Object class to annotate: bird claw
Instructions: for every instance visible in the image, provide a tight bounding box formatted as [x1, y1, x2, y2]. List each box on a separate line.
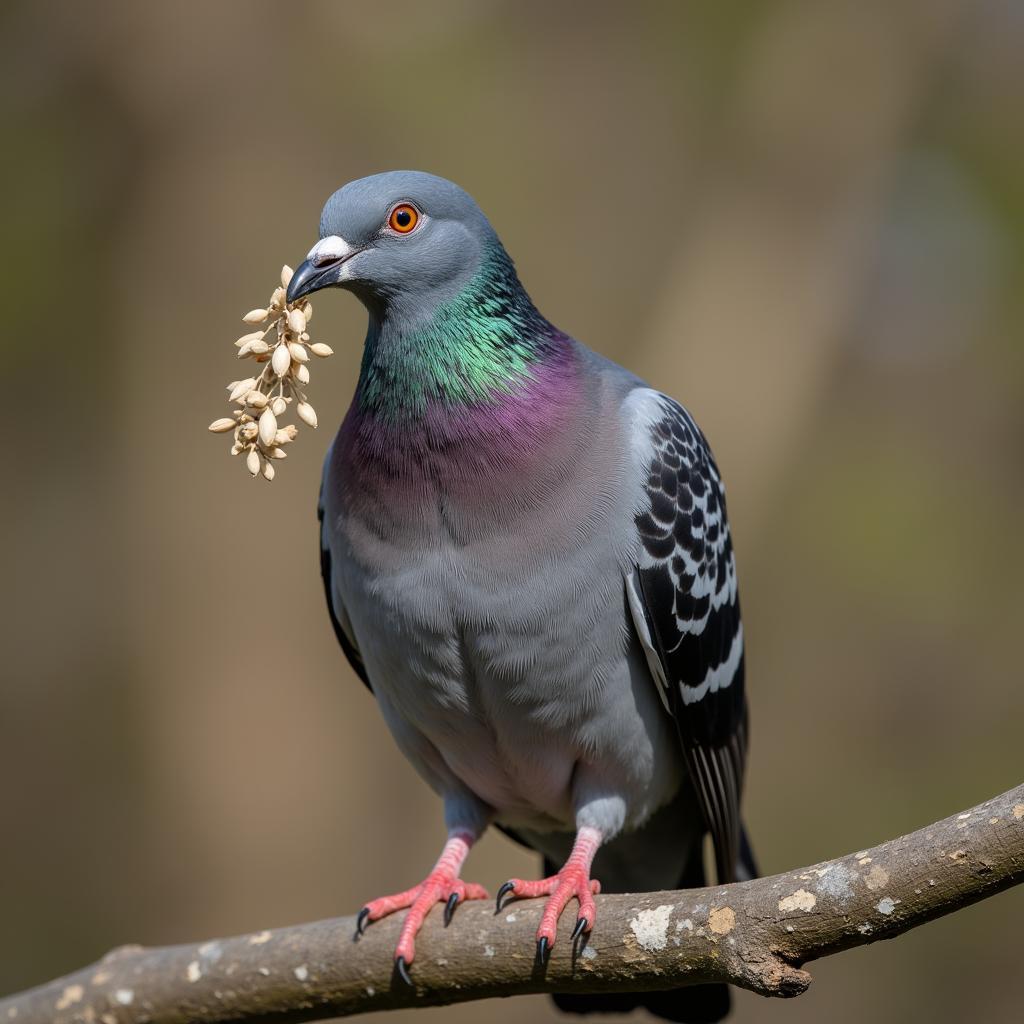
[571, 915, 589, 941]
[536, 935, 550, 962]
[394, 955, 413, 987]
[495, 880, 516, 913]
[355, 907, 370, 938]
[443, 891, 460, 926]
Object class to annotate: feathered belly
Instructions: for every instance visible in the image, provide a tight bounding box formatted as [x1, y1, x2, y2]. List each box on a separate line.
[336, 543, 682, 833]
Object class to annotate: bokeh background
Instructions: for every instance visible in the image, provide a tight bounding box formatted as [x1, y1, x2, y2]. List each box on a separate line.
[2, 1, 1022, 1021]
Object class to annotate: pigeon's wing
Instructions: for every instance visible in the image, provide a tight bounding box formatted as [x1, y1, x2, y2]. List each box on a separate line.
[318, 483, 371, 693]
[624, 389, 747, 884]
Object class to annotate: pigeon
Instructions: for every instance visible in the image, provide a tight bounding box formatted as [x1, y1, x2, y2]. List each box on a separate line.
[286, 171, 756, 1022]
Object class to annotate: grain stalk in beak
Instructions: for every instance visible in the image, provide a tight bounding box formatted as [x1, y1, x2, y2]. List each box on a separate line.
[208, 265, 333, 481]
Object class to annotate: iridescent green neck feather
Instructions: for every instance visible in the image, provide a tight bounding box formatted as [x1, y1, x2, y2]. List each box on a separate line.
[356, 244, 558, 422]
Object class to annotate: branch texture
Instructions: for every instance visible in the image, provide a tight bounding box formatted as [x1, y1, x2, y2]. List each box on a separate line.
[3, 784, 1022, 1023]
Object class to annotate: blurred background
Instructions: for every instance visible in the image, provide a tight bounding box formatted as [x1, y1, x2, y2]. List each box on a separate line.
[1, 1, 1022, 1021]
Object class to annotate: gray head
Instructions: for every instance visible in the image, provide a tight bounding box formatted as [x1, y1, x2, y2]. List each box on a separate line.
[286, 171, 500, 322]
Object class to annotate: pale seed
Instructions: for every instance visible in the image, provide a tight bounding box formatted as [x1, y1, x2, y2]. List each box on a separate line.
[258, 408, 278, 446]
[295, 363, 310, 385]
[246, 391, 268, 409]
[281, 265, 294, 288]
[262, 460, 276, 480]
[229, 378, 257, 402]
[235, 331, 265, 348]
[208, 418, 237, 433]
[297, 402, 318, 428]
[246, 448, 261, 476]
[310, 343, 334, 357]
[243, 308, 268, 324]
[272, 344, 291, 377]
[288, 342, 309, 363]
[287, 309, 306, 334]
[271, 397, 287, 416]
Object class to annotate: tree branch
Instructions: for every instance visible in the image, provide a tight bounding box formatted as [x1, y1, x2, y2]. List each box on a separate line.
[3, 784, 1022, 1023]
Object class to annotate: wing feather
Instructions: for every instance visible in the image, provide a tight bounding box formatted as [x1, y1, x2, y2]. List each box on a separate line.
[625, 390, 749, 884]
[318, 485, 371, 693]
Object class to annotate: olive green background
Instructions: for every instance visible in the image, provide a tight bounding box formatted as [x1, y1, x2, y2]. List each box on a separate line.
[1, 1, 1022, 1021]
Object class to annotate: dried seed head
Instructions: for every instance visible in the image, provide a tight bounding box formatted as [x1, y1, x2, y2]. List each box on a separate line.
[214, 272, 330, 480]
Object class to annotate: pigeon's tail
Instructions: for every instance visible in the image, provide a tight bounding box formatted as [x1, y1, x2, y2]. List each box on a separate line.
[549, 824, 758, 1023]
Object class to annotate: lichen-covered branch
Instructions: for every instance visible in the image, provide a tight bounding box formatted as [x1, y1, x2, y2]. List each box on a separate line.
[3, 784, 1022, 1024]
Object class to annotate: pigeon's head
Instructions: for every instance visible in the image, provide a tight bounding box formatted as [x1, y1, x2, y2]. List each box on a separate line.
[286, 171, 498, 321]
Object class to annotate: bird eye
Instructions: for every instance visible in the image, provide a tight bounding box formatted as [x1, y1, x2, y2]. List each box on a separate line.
[388, 203, 419, 234]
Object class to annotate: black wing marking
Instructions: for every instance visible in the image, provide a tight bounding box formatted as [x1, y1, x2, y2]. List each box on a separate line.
[626, 392, 748, 884]
[318, 487, 371, 693]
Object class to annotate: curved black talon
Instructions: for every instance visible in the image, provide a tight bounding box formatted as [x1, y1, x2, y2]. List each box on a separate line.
[355, 907, 370, 938]
[536, 935, 550, 962]
[571, 916, 588, 941]
[443, 891, 460, 926]
[395, 955, 413, 987]
[495, 880, 516, 913]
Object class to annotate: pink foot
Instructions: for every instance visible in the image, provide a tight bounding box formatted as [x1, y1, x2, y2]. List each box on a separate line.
[497, 825, 604, 958]
[497, 868, 601, 955]
[355, 834, 488, 983]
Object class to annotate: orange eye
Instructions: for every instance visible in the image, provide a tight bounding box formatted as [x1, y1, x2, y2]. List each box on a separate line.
[388, 203, 419, 233]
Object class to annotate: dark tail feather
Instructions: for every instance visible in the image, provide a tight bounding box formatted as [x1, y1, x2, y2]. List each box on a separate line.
[550, 827, 756, 1023]
[737, 823, 759, 882]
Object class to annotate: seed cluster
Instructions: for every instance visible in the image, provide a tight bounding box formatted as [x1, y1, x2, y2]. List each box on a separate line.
[209, 265, 333, 481]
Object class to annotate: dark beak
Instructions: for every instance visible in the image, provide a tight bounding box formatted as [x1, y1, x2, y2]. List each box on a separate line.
[286, 258, 342, 304]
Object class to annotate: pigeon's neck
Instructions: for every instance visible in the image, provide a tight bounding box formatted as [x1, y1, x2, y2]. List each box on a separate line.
[339, 245, 589, 493]
[354, 244, 566, 424]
